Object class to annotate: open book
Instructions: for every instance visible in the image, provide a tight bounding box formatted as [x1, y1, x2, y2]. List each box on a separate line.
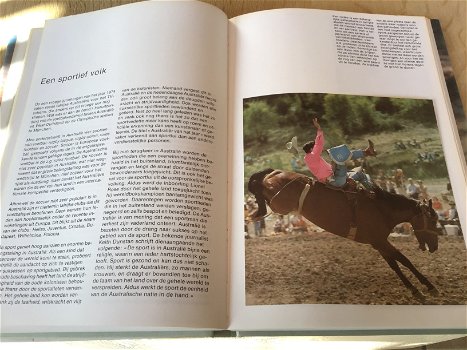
[1, 0, 466, 335]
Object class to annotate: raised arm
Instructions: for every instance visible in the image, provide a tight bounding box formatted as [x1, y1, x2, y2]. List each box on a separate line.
[312, 118, 324, 155]
[312, 117, 321, 130]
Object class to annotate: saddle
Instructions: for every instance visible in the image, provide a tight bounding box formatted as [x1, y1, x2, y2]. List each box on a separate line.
[347, 178, 376, 199]
[343, 177, 358, 193]
[324, 177, 375, 200]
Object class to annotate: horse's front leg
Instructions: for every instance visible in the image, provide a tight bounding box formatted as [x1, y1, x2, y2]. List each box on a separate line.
[380, 253, 426, 302]
[373, 243, 425, 302]
[393, 249, 439, 296]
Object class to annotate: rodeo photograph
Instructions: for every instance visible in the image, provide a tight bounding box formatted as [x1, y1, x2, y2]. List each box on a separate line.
[243, 92, 466, 306]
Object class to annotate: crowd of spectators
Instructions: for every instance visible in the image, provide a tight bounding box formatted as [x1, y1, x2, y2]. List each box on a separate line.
[373, 167, 461, 235]
[244, 196, 314, 238]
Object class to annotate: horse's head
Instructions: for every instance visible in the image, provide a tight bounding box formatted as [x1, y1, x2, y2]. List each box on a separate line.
[411, 199, 439, 253]
[247, 168, 275, 218]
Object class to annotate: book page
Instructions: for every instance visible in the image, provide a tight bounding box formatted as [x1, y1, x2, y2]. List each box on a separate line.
[228, 9, 466, 331]
[1, 1, 228, 333]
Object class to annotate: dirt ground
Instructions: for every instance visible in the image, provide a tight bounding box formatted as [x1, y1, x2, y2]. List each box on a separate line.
[245, 229, 467, 306]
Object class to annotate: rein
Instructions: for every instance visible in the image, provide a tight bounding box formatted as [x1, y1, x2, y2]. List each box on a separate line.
[269, 176, 312, 214]
[269, 176, 301, 205]
[251, 176, 311, 222]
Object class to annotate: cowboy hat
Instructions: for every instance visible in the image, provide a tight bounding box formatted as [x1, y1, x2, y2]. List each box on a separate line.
[286, 136, 300, 155]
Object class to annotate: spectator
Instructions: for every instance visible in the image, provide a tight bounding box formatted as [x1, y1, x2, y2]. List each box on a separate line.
[417, 180, 429, 200]
[388, 180, 398, 194]
[260, 217, 266, 236]
[394, 168, 405, 193]
[446, 202, 458, 220]
[406, 178, 421, 199]
[244, 203, 250, 238]
[431, 196, 444, 219]
[273, 215, 286, 234]
[290, 157, 300, 172]
[378, 176, 388, 191]
[289, 214, 308, 234]
[441, 181, 453, 202]
[245, 198, 261, 237]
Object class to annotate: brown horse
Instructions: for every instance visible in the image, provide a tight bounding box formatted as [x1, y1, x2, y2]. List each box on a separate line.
[248, 168, 440, 301]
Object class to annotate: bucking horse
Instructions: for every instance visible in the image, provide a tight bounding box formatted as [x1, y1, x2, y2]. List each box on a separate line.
[248, 168, 440, 301]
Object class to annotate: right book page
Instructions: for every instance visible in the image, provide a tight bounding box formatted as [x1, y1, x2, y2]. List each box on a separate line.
[228, 8, 466, 331]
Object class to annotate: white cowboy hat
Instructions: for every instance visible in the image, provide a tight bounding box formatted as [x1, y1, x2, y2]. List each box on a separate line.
[286, 136, 300, 155]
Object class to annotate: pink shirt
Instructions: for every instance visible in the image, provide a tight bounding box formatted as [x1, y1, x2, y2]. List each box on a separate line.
[303, 129, 333, 182]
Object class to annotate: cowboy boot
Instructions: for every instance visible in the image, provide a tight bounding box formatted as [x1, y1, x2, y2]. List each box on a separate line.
[364, 139, 377, 156]
[352, 169, 376, 198]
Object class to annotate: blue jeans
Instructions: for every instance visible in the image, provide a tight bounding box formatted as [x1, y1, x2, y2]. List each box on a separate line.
[327, 150, 372, 189]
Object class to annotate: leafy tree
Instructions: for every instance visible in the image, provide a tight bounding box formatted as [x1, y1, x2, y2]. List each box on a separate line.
[391, 98, 436, 125]
[375, 97, 397, 114]
[349, 96, 377, 133]
[323, 94, 352, 134]
[244, 101, 278, 145]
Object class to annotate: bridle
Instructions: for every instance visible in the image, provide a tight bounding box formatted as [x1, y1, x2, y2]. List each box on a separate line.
[251, 176, 312, 222]
[269, 176, 302, 207]
[412, 202, 438, 236]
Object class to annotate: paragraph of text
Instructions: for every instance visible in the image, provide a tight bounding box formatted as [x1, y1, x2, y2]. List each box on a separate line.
[13, 128, 110, 196]
[377, 19, 424, 69]
[0, 241, 92, 306]
[115, 86, 217, 145]
[333, 15, 380, 67]
[92, 148, 213, 299]
[2, 195, 100, 240]
[30, 90, 115, 133]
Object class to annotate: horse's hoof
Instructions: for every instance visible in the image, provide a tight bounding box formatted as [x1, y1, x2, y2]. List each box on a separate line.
[412, 290, 426, 303]
[428, 287, 440, 297]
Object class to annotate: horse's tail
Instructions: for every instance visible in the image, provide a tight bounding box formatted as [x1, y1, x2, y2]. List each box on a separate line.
[247, 168, 274, 218]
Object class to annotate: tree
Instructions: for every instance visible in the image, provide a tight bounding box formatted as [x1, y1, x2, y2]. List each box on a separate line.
[244, 101, 278, 144]
[391, 98, 436, 125]
[323, 94, 352, 134]
[375, 97, 397, 114]
[349, 96, 377, 133]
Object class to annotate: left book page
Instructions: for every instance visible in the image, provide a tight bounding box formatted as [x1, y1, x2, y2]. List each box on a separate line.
[1, 1, 228, 333]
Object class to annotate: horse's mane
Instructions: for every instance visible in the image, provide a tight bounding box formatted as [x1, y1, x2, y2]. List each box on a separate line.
[373, 186, 419, 211]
